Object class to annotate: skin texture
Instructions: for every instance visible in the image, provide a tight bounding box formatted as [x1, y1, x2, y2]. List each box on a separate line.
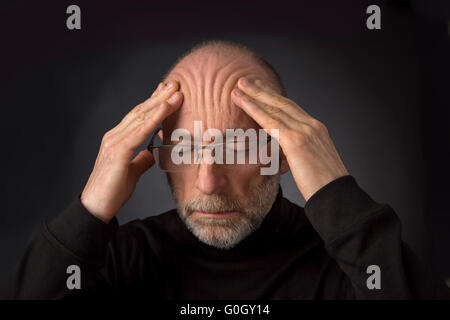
[80, 80, 184, 222]
[162, 45, 286, 208]
[231, 78, 349, 201]
[162, 46, 285, 248]
[80, 43, 349, 242]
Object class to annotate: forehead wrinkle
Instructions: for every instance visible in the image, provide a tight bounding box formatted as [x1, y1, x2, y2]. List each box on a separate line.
[179, 62, 209, 117]
[169, 68, 193, 111]
[169, 65, 206, 120]
[166, 52, 278, 132]
[213, 59, 242, 117]
[217, 66, 265, 117]
[204, 58, 217, 128]
[169, 59, 222, 126]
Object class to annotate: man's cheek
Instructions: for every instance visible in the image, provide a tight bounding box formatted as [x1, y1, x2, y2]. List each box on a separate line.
[167, 172, 185, 195]
[237, 169, 263, 195]
[176, 171, 196, 199]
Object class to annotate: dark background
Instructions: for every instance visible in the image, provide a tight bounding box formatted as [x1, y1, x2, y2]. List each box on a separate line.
[1, 0, 449, 297]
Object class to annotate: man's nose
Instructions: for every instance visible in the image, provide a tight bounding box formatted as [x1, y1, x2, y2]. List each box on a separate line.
[194, 161, 228, 195]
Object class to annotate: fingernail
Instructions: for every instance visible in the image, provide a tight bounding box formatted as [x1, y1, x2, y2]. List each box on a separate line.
[166, 81, 174, 89]
[254, 79, 264, 88]
[168, 92, 179, 104]
[241, 78, 250, 86]
[234, 88, 244, 96]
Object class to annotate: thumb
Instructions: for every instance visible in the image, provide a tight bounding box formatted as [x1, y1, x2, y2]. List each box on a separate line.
[130, 149, 155, 179]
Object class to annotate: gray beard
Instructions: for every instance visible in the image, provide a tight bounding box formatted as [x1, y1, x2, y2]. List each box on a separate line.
[167, 173, 280, 250]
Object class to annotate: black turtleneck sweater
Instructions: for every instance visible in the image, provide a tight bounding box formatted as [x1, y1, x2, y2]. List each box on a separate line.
[9, 176, 449, 299]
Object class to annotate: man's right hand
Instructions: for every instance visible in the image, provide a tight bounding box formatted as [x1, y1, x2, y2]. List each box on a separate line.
[80, 80, 183, 223]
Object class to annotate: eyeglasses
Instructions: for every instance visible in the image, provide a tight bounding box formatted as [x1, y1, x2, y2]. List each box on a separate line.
[147, 127, 274, 172]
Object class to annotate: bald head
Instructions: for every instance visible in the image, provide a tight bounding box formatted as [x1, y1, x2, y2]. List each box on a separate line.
[162, 41, 284, 139]
[165, 41, 285, 94]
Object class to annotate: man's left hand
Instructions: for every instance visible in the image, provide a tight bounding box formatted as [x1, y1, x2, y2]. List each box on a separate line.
[232, 77, 349, 202]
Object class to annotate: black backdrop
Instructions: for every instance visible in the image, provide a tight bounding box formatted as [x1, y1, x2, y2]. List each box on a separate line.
[1, 0, 449, 296]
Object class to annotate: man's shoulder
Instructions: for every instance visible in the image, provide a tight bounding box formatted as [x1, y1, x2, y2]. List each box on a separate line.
[278, 196, 321, 241]
[113, 209, 184, 242]
[279, 196, 308, 226]
[118, 208, 180, 231]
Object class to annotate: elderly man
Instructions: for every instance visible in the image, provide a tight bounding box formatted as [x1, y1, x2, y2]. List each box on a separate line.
[10, 41, 448, 299]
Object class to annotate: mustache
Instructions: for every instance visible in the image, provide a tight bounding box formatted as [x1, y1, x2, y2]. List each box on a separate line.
[184, 194, 244, 214]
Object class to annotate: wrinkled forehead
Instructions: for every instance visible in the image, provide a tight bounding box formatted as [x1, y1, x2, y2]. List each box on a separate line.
[162, 52, 276, 140]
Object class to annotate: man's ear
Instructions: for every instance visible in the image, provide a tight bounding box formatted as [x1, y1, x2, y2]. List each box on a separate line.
[279, 151, 290, 175]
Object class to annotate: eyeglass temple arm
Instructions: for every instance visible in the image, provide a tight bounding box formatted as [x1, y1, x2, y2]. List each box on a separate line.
[147, 127, 162, 151]
[147, 128, 272, 151]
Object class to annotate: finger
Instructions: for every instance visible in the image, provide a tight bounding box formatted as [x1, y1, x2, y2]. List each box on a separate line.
[115, 80, 180, 134]
[130, 149, 155, 179]
[112, 89, 183, 145]
[158, 129, 163, 140]
[123, 96, 183, 153]
[109, 82, 165, 136]
[120, 91, 183, 142]
[232, 88, 290, 136]
[151, 82, 166, 98]
[237, 77, 310, 120]
[142, 79, 180, 109]
[232, 88, 298, 131]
